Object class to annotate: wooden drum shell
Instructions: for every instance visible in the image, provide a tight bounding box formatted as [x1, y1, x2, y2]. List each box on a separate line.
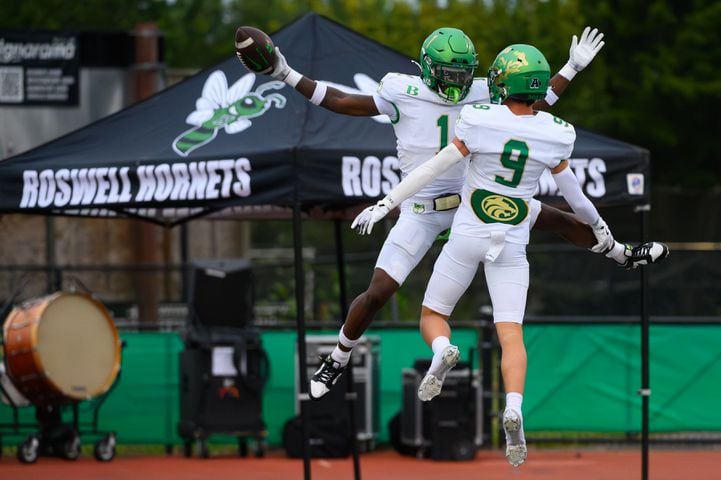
[2, 292, 121, 406]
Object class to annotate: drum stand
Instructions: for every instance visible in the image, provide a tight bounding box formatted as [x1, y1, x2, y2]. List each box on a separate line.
[0, 378, 35, 460]
[0, 358, 122, 464]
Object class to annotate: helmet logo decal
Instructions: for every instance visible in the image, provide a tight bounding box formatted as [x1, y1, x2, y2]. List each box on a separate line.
[497, 50, 529, 82]
[172, 71, 286, 157]
[530, 77, 540, 89]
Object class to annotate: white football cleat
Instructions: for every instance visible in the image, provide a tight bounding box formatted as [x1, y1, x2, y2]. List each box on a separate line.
[623, 241, 669, 270]
[417, 345, 459, 402]
[503, 409, 527, 467]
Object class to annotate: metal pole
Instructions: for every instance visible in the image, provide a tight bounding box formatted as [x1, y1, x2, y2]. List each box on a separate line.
[132, 22, 163, 323]
[334, 220, 349, 328]
[180, 223, 189, 302]
[45, 216, 59, 292]
[293, 204, 312, 480]
[636, 204, 651, 480]
[334, 219, 362, 480]
[478, 308, 494, 446]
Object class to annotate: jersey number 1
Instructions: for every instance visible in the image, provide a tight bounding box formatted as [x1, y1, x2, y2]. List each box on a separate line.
[437, 115, 449, 149]
[495, 139, 528, 188]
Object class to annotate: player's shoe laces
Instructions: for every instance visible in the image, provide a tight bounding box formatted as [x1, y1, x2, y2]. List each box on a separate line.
[309, 355, 347, 400]
[623, 241, 669, 270]
[417, 345, 460, 402]
[503, 409, 527, 467]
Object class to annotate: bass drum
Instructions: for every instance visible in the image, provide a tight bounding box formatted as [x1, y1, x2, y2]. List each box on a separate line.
[3, 292, 121, 405]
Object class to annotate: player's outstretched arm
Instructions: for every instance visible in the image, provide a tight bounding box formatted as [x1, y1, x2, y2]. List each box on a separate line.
[551, 160, 613, 253]
[535, 202, 670, 269]
[268, 47, 380, 116]
[532, 204, 597, 248]
[533, 26, 605, 111]
[549, 161, 670, 269]
[352, 139, 469, 235]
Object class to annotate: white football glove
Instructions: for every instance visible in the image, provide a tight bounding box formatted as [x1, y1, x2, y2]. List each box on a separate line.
[350, 199, 392, 235]
[590, 217, 614, 253]
[568, 26, 605, 72]
[269, 46, 291, 81]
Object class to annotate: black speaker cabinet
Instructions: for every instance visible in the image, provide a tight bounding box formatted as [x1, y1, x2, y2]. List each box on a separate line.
[189, 258, 253, 331]
[399, 361, 483, 461]
[178, 335, 268, 441]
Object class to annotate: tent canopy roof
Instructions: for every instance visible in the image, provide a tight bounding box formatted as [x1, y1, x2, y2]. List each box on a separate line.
[0, 13, 650, 226]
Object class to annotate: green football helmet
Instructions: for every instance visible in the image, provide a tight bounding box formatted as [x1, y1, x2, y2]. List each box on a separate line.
[420, 28, 478, 103]
[487, 44, 550, 104]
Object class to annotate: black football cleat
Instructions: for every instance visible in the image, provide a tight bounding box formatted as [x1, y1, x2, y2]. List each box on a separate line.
[309, 355, 347, 400]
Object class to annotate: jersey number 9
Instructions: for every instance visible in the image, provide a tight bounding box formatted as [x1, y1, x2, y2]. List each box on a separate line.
[495, 139, 528, 188]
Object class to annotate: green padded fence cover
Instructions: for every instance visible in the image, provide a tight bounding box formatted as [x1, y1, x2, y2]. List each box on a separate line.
[0, 332, 183, 445]
[2, 326, 721, 447]
[525, 324, 721, 432]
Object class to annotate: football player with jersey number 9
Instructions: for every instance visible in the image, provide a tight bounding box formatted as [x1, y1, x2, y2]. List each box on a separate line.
[238, 26, 669, 426]
[352, 43, 625, 467]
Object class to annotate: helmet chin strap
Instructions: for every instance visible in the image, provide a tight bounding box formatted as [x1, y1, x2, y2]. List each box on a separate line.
[411, 60, 422, 72]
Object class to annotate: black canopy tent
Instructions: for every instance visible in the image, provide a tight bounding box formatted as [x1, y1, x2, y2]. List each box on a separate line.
[0, 14, 650, 221]
[0, 13, 653, 479]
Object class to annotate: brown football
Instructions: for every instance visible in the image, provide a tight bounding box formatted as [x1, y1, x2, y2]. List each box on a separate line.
[235, 26, 276, 74]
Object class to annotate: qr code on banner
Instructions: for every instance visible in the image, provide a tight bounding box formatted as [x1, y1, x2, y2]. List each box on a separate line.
[0, 66, 24, 103]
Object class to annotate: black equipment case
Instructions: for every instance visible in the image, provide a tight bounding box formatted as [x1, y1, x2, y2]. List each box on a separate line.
[397, 359, 483, 461]
[282, 335, 379, 457]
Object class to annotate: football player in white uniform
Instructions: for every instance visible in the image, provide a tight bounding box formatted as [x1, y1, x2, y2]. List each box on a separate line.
[352, 43, 637, 466]
[258, 27, 668, 401]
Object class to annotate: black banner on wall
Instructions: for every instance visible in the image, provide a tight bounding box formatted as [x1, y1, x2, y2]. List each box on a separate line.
[0, 31, 79, 106]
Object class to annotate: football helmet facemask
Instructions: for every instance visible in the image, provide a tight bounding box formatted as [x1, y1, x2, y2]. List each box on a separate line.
[420, 28, 478, 103]
[488, 44, 550, 105]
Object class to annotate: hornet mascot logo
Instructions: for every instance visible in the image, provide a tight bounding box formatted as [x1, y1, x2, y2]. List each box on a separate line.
[172, 71, 285, 157]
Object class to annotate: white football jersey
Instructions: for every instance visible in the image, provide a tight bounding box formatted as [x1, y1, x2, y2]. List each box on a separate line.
[452, 103, 576, 244]
[373, 73, 490, 202]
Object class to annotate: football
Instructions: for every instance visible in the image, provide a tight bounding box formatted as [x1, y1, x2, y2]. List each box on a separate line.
[235, 26, 276, 74]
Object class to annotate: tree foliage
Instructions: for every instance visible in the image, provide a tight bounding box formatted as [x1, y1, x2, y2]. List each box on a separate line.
[576, 0, 721, 187]
[1, 0, 719, 186]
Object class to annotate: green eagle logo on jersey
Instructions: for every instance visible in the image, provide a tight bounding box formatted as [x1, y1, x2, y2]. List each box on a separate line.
[471, 189, 528, 225]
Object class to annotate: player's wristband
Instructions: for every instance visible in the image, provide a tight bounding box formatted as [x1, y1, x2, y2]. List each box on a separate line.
[544, 87, 559, 106]
[284, 69, 302, 88]
[559, 62, 578, 81]
[310, 82, 327, 106]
